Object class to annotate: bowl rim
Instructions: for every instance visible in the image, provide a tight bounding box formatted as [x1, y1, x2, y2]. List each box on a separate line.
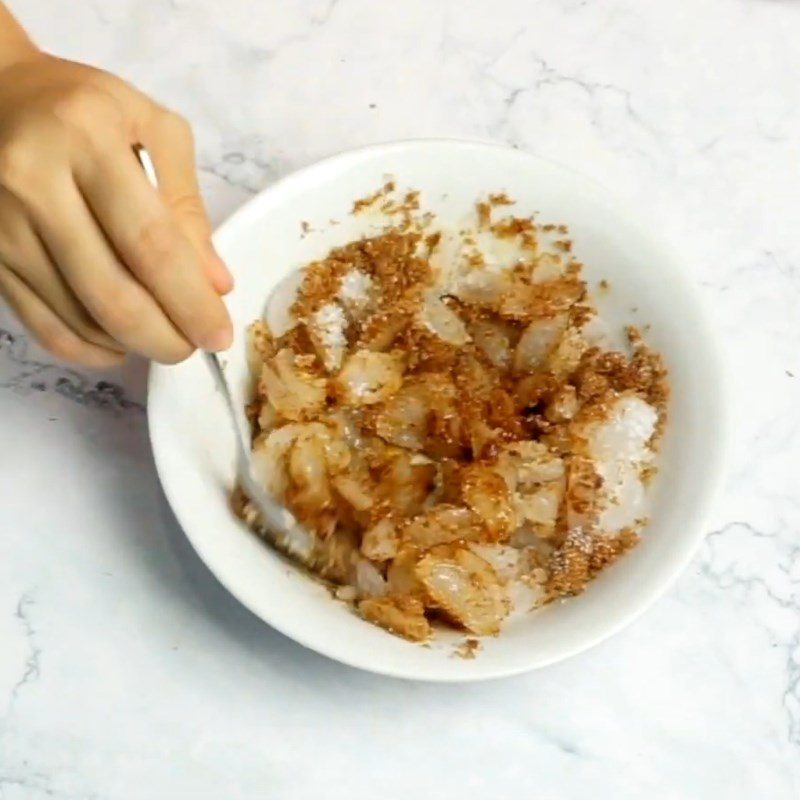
[148, 137, 730, 682]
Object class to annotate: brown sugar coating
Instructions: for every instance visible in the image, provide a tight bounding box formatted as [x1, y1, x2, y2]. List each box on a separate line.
[238, 184, 669, 642]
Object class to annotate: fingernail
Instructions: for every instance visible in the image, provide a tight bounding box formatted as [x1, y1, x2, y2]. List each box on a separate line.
[203, 325, 233, 352]
[207, 243, 234, 288]
[214, 253, 234, 283]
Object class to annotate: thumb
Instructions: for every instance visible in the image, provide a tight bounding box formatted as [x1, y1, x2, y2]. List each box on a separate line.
[140, 109, 233, 295]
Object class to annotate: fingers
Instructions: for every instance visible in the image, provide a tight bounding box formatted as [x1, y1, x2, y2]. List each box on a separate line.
[0, 264, 124, 368]
[27, 172, 198, 364]
[0, 189, 124, 354]
[73, 137, 233, 353]
[140, 109, 233, 294]
[0, 62, 233, 367]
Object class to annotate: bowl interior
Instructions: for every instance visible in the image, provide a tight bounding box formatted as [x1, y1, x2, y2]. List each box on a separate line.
[148, 140, 725, 681]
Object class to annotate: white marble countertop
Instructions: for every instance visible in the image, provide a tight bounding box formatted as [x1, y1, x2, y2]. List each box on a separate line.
[2, 0, 799, 797]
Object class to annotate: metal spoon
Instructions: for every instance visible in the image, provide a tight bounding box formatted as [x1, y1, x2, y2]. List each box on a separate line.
[134, 146, 316, 566]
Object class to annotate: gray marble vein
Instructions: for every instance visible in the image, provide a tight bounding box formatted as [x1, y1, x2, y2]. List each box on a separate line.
[9, 595, 40, 702]
[0, 327, 143, 414]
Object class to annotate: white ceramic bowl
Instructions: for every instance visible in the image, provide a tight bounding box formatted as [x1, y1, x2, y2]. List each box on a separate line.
[148, 140, 726, 681]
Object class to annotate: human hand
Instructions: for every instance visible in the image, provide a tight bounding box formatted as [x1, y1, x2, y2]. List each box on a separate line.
[0, 50, 233, 366]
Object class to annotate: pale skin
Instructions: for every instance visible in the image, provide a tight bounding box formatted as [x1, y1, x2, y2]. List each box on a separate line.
[0, 3, 233, 366]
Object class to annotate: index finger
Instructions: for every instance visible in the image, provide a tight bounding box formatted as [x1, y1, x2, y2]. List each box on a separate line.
[74, 139, 233, 352]
[138, 112, 233, 295]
